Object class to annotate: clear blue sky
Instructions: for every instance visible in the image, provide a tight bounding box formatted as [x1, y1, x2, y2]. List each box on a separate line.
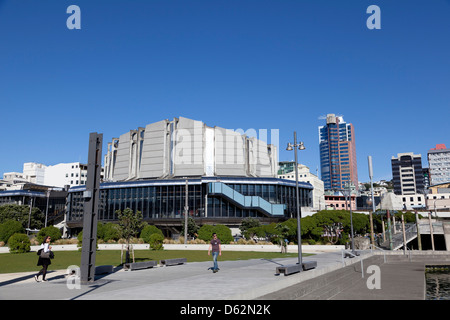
[1, 0, 449, 182]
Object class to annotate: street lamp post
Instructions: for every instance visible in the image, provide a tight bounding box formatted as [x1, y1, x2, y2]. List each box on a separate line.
[286, 131, 305, 268]
[347, 182, 356, 254]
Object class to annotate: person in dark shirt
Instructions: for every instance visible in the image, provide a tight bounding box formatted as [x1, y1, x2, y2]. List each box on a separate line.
[208, 233, 222, 273]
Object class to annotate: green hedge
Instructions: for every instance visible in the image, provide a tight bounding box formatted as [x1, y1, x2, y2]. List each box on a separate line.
[140, 225, 163, 244]
[0, 220, 25, 243]
[8, 233, 31, 254]
[197, 224, 233, 244]
[36, 226, 62, 244]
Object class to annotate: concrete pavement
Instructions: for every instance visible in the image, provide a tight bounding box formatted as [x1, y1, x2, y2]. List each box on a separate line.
[0, 251, 348, 300]
[1, 251, 449, 301]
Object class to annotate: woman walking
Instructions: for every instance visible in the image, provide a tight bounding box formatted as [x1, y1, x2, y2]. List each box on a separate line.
[35, 236, 52, 282]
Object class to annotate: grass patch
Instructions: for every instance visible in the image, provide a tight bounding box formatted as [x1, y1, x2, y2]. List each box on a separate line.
[0, 250, 312, 274]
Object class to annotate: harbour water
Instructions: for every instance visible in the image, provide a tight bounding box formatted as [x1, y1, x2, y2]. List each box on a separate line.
[426, 270, 450, 300]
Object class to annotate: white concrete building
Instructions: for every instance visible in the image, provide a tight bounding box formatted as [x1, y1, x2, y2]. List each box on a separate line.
[428, 144, 450, 186]
[2, 162, 99, 189]
[23, 162, 46, 185]
[278, 163, 325, 211]
[43, 162, 89, 188]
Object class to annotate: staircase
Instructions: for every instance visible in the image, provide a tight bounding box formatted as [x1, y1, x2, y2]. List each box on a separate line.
[379, 223, 418, 250]
[208, 182, 286, 217]
[258, 254, 384, 300]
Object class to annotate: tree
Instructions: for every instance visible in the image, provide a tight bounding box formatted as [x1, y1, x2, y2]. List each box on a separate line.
[8, 233, 31, 254]
[239, 217, 261, 239]
[149, 233, 164, 250]
[36, 226, 62, 244]
[197, 224, 233, 244]
[0, 220, 25, 243]
[116, 208, 145, 263]
[0, 204, 44, 230]
[274, 223, 290, 253]
[140, 224, 164, 244]
[181, 217, 199, 239]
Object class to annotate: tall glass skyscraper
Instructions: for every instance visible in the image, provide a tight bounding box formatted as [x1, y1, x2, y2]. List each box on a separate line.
[319, 114, 358, 190]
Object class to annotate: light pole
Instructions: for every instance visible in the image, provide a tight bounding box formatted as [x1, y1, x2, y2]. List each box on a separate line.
[347, 182, 356, 255]
[286, 131, 305, 268]
[45, 189, 50, 228]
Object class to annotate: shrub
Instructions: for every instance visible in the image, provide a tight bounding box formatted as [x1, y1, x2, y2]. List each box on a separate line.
[149, 233, 164, 250]
[0, 220, 25, 243]
[8, 233, 31, 254]
[197, 225, 215, 242]
[36, 226, 62, 244]
[197, 224, 233, 244]
[103, 223, 121, 242]
[140, 225, 163, 244]
[213, 224, 234, 244]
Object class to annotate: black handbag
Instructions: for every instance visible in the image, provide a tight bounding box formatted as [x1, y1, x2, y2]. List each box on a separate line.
[40, 251, 50, 259]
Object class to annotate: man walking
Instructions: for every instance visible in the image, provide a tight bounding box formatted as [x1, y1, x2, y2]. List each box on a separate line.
[208, 233, 222, 273]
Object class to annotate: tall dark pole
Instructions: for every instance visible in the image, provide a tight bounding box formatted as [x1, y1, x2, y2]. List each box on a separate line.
[293, 132, 303, 267]
[184, 179, 188, 244]
[348, 183, 355, 254]
[80, 132, 103, 284]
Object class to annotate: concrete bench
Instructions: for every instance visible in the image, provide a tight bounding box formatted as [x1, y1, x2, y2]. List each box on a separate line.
[276, 261, 317, 276]
[124, 261, 157, 271]
[160, 258, 187, 266]
[95, 265, 114, 275]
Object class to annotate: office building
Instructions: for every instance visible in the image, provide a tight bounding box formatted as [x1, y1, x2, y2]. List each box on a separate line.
[278, 161, 325, 210]
[391, 152, 425, 195]
[318, 114, 358, 190]
[428, 144, 450, 186]
[2, 162, 96, 189]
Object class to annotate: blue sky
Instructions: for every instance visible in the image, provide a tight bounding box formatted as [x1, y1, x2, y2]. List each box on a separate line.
[0, 0, 449, 182]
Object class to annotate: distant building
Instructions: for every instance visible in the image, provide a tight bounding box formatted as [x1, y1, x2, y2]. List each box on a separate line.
[2, 162, 102, 190]
[324, 191, 356, 211]
[391, 152, 425, 195]
[43, 162, 90, 188]
[428, 144, 450, 185]
[426, 182, 450, 212]
[278, 161, 325, 210]
[67, 117, 313, 236]
[318, 114, 358, 190]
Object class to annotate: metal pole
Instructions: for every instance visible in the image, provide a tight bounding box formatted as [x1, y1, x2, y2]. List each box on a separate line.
[184, 179, 188, 244]
[45, 189, 50, 228]
[368, 156, 375, 247]
[349, 183, 355, 254]
[415, 210, 422, 250]
[294, 132, 303, 268]
[27, 197, 33, 235]
[387, 209, 393, 250]
[401, 214, 407, 255]
[429, 212, 435, 251]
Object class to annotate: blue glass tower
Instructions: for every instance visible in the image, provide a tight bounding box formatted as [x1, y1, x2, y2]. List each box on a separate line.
[319, 114, 358, 190]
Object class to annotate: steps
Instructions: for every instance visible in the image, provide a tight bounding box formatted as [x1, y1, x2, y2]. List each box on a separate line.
[260, 255, 384, 300]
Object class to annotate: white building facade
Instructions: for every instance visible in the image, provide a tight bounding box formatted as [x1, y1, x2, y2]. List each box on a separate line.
[2, 162, 93, 189]
[278, 162, 325, 211]
[428, 144, 450, 186]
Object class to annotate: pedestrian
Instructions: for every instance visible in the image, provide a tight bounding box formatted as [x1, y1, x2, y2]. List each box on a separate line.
[35, 236, 53, 282]
[208, 233, 221, 273]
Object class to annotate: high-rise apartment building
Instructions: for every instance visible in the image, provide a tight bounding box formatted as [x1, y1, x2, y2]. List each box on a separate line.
[428, 144, 450, 186]
[319, 114, 358, 190]
[391, 152, 425, 195]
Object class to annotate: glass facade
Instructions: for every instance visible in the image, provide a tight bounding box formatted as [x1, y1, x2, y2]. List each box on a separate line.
[319, 115, 357, 190]
[66, 177, 313, 228]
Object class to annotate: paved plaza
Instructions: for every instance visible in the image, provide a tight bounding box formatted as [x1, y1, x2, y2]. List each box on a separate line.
[1, 250, 446, 301]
